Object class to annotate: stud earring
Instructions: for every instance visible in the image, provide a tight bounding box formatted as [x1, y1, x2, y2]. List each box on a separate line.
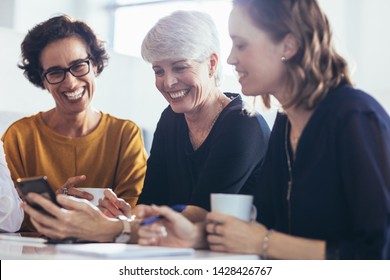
[281, 56, 287, 63]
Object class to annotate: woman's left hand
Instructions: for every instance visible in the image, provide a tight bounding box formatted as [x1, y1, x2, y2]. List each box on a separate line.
[206, 211, 266, 254]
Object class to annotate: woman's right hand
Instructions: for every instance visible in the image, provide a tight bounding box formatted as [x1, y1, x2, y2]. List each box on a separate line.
[137, 205, 202, 248]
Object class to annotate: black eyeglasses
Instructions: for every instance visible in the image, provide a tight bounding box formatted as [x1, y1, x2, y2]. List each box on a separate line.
[42, 57, 91, 84]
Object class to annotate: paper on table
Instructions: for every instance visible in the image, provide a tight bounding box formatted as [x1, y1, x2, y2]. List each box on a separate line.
[56, 243, 194, 259]
[0, 233, 47, 244]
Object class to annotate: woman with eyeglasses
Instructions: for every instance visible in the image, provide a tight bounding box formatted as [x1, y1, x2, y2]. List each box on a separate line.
[1, 15, 147, 231]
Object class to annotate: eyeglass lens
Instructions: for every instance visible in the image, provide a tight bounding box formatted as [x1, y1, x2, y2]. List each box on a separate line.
[44, 60, 90, 84]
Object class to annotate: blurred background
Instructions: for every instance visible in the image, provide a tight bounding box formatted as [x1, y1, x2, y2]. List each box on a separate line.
[0, 0, 389, 152]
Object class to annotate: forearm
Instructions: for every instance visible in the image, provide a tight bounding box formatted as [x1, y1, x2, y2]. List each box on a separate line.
[265, 230, 325, 260]
[189, 222, 208, 249]
[182, 206, 208, 223]
[87, 218, 123, 243]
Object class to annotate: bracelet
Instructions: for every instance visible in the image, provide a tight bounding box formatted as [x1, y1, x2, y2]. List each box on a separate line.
[261, 229, 273, 259]
[114, 216, 134, 243]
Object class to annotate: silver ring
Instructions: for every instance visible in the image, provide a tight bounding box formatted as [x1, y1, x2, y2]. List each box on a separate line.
[62, 187, 68, 195]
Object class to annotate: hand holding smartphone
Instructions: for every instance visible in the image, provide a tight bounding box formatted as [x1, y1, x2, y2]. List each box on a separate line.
[16, 176, 93, 244]
[15, 176, 61, 213]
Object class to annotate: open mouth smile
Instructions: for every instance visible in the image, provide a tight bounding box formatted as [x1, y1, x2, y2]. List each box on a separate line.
[63, 87, 84, 101]
[167, 89, 190, 100]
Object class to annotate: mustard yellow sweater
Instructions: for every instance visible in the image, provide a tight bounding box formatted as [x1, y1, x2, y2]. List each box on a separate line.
[2, 112, 147, 208]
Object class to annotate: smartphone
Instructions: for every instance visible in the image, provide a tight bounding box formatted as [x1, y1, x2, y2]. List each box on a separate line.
[15, 176, 61, 213]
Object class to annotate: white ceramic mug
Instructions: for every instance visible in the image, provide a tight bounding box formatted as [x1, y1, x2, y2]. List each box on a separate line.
[210, 193, 257, 222]
[78, 188, 108, 206]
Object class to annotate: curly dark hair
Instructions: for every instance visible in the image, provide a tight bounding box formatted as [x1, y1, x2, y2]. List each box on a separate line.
[18, 15, 109, 89]
[233, 0, 352, 110]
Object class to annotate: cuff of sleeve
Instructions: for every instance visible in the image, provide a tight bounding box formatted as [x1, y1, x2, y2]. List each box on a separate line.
[326, 241, 340, 260]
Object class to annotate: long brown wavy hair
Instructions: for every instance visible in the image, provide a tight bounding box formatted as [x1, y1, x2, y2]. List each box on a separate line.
[233, 0, 352, 110]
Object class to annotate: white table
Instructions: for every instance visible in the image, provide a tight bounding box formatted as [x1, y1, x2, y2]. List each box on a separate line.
[0, 233, 259, 260]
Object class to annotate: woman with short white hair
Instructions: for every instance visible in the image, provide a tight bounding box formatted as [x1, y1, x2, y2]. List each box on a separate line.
[135, 10, 270, 221]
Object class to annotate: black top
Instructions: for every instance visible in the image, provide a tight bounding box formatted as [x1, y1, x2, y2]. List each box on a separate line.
[255, 83, 390, 259]
[138, 93, 270, 210]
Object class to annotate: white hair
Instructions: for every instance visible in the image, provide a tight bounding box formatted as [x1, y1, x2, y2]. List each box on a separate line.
[141, 10, 222, 86]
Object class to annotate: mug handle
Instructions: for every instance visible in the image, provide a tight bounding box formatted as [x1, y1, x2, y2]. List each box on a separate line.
[250, 205, 257, 221]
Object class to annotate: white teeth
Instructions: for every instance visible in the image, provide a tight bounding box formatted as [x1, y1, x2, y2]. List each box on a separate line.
[168, 89, 190, 99]
[64, 88, 84, 100]
[238, 72, 246, 78]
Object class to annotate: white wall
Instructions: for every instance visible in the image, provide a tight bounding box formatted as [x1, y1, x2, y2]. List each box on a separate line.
[319, 0, 390, 111]
[94, 51, 167, 137]
[0, 27, 54, 114]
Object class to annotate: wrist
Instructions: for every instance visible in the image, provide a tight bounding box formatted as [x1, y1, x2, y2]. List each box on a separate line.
[261, 229, 274, 259]
[114, 216, 134, 243]
[91, 218, 122, 243]
[190, 222, 207, 249]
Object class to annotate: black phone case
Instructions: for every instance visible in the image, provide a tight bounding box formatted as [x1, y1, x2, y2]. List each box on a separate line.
[15, 176, 61, 211]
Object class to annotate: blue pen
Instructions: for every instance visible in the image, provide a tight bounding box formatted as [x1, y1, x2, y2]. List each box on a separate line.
[140, 204, 186, 226]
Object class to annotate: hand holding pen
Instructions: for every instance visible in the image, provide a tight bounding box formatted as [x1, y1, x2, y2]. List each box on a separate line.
[138, 204, 198, 248]
[140, 204, 186, 226]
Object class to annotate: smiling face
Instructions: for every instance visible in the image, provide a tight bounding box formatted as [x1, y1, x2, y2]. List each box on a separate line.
[227, 6, 288, 100]
[152, 55, 217, 114]
[40, 36, 97, 115]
